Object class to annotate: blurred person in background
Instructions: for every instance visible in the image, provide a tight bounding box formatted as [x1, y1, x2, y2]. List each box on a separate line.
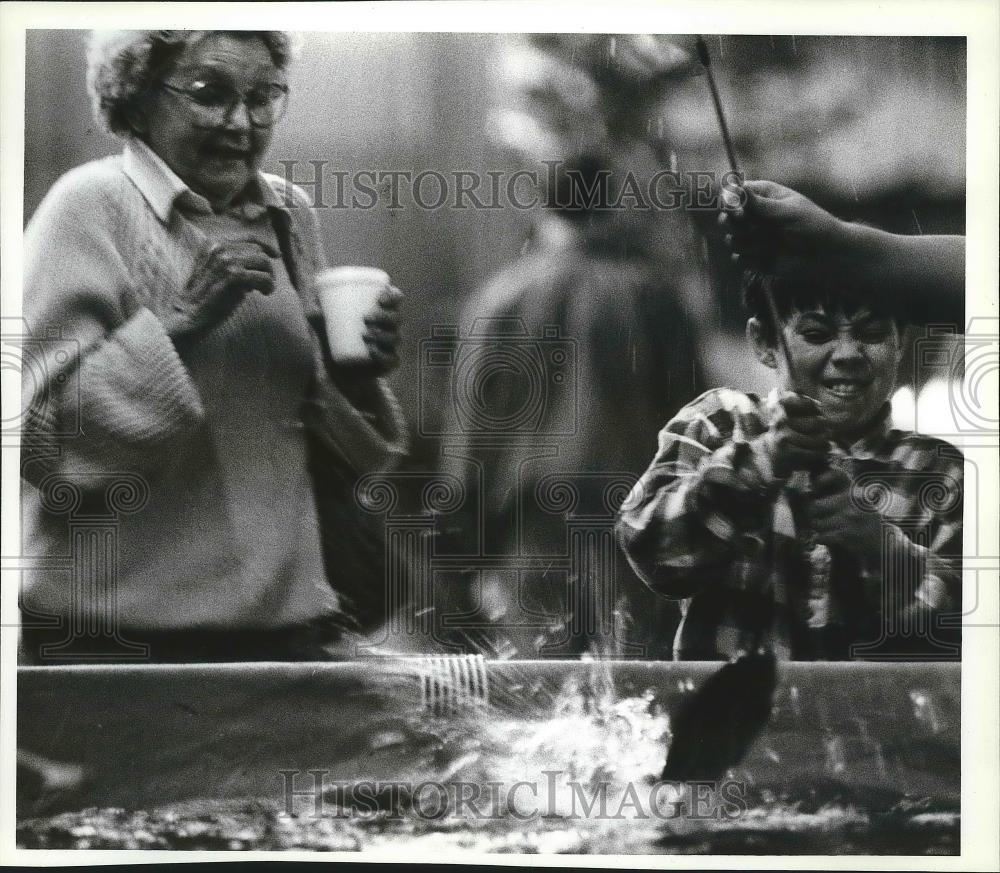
[19, 30, 407, 663]
[437, 35, 709, 659]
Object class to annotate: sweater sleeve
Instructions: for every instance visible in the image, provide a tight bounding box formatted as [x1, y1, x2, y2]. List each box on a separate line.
[20, 167, 205, 489]
[616, 388, 779, 598]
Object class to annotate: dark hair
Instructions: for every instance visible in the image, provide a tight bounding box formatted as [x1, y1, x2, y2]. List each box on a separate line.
[741, 267, 905, 345]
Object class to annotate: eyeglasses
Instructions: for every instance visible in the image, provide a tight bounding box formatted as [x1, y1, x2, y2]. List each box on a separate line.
[159, 79, 289, 127]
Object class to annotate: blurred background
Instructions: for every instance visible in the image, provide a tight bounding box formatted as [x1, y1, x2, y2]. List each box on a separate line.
[24, 32, 966, 455]
[21, 31, 968, 656]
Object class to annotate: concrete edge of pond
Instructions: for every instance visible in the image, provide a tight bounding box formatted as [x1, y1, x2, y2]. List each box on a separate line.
[17, 660, 960, 818]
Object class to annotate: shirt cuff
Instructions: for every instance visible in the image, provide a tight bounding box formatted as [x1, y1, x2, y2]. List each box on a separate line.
[915, 575, 951, 611]
[117, 307, 206, 435]
[868, 524, 954, 612]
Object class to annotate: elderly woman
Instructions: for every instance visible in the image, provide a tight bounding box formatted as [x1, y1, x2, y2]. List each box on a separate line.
[19, 31, 407, 662]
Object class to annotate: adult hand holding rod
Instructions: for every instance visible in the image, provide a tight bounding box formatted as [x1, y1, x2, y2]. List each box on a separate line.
[719, 179, 965, 325]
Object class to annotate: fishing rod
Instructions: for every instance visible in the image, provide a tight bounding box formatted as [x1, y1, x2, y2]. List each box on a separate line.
[696, 36, 836, 665]
[695, 36, 741, 179]
[694, 35, 798, 387]
[661, 35, 783, 784]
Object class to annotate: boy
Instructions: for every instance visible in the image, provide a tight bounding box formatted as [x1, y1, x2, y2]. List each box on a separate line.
[616, 269, 963, 661]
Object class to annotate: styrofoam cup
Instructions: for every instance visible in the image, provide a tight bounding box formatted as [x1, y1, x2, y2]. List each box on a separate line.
[315, 266, 390, 365]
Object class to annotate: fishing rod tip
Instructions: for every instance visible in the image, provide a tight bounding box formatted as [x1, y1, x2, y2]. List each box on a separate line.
[695, 36, 710, 67]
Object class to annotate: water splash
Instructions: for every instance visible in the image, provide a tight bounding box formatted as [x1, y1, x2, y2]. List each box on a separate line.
[17, 660, 961, 853]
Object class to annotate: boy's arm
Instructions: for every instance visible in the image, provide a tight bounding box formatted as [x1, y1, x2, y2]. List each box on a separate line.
[884, 448, 964, 620]
[617, 389, 780, 598]
[808, 448, 964, 622]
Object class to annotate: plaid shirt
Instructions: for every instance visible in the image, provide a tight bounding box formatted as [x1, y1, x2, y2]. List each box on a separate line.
[617, 388, 963, 661]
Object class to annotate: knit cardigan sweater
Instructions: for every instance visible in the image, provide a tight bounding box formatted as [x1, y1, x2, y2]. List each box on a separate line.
[20, 144, 407, 633]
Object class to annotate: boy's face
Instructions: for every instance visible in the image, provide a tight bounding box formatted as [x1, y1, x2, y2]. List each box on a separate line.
[751, 305, 903, 438]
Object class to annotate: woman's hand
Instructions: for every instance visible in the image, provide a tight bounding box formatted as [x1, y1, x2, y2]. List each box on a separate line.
[165, 237, 278, 343]
[361, 284, 404, 374]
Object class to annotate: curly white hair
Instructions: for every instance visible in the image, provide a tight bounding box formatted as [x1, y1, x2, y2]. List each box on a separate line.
[86, 30, 301, 137]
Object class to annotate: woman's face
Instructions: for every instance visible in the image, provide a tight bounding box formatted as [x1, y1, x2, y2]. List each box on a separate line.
[139, 33, 283, 205]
